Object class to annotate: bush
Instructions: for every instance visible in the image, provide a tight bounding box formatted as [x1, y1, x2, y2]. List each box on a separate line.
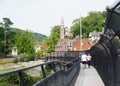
[0, 83, 7, 86]
[0, 72, 38, 86]
[13, 58, 18, 63]
[13, 54, 36, 63]
[45, 64, 52, 76]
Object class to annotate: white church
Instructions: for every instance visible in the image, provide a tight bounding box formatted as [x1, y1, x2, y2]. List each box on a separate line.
[60, 18, 73, 39]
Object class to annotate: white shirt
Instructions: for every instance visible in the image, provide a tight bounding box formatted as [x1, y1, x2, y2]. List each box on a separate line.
[81, 54, 87, 61]
[87, 55, 91, 61]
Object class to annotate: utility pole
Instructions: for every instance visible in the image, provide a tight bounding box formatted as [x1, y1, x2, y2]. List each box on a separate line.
[80, 15, 82, 50]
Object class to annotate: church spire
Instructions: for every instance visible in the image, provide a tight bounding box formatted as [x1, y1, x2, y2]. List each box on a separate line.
[61, 17, 64, 26]
[60, 17, 65, 39]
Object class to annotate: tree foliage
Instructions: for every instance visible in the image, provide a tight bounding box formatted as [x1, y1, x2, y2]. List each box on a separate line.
[0, 27, 4, 56]
[0, 18, 13, 56]
[0, 18, 13, 29]
[14, 30, 35, 54]
[33, 32, 47, 43]
[0, 19, 32, 56]
[0, 17, 46, 56]
[42, 25, 60, 52]
[70, 11, 106, 38]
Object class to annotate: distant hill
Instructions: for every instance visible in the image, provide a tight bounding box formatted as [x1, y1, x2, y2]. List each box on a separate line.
[10, 28, 47, 43]
[33, 32, 47, 42]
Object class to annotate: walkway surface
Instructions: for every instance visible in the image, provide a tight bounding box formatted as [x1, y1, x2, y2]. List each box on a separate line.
[75, 64, 105, 86]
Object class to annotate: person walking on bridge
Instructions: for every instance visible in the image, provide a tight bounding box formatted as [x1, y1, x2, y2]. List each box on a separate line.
[81, 53, 87, 69]
[87, 53, 92, 68]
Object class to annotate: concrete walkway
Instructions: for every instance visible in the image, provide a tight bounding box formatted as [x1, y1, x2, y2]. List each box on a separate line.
[75, 64, 105, 86]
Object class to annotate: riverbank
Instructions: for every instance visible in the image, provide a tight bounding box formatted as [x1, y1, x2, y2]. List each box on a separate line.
[0, 60, 44, 72]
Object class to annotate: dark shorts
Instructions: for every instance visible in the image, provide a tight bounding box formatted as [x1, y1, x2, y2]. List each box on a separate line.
[82, 61, 87, 64]
[88, 61, 91, 65]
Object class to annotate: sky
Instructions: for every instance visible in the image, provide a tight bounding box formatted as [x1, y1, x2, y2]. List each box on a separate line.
[0, 0, 115, 36]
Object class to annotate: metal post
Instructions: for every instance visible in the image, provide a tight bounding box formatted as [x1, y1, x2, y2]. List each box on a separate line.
[51, 62, 56, 72]
[80, 15, 82, 50]
[19, 71, 25, 86]
[63, 65, 65, 70]
[59, 63, 62, 69]
[41, 65, 46, 78]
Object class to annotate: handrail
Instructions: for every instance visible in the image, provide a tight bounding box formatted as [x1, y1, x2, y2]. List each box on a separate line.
[0, 58, 80, 86]
[0, 61, 53, 77]
[63, 58, 79, 66]
[90, 1, 120, 85]
[33, 60, 80, 86]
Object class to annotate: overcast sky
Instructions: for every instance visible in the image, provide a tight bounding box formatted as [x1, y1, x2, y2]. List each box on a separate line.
[0, 0, 115, 36]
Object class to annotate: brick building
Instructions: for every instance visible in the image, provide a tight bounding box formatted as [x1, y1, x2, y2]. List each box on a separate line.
[55, 38, 94, 51]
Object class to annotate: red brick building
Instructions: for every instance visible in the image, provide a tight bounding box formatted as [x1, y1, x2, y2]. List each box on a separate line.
[55, 38, 94, 51]
[72, 38, 94, 51]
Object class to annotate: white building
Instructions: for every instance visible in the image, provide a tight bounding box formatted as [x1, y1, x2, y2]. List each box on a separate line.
[34, 44, 41, 53]
[12, 47, 18, 55]
[89, 31, 102, 43]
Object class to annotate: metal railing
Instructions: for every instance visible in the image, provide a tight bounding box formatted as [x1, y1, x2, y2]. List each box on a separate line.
[33, 58, 80, 86]
[90, 2, 120, 86]
[0, 61, 55, 86]
[45, 51, 87, 62]
[0, 58, 80, 86]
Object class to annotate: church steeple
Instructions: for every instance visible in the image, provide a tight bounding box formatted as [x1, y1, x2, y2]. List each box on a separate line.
[61, 17, 64, 26]
[60, 17, 65, 39]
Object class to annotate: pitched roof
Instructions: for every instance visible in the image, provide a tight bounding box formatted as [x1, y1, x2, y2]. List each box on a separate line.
[89, 31, 101, 37]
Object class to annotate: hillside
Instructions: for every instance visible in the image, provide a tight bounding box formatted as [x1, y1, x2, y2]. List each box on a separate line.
[10, 28, 47, 43]
[33, 32, 47, 42]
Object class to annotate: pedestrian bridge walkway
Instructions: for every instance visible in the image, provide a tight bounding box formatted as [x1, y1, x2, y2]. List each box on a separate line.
[75, 64, 105, 86]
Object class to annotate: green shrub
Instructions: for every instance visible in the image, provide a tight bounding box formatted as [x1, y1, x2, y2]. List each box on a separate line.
[13, 58, 18, 63]
[0, 72, 38, 86]
[13, 54, 36, 63]
[0, 83, 8, 86]
[0, 73, 20, 86]
[45, 64, 52, 76]
[27, 54, 35, 61]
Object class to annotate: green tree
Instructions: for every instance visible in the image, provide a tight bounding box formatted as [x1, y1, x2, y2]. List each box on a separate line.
[0, 18, 13, 57]
[70, 11, 106, 38]
[0, 18, 13, 28]
[15, 30, 35, 54]
[36, 49, 43, 57]
[7, 28, 17, 49]
[0, 27, 4, 56]
[70, 18, 80, 37]
[42, 25, 60, 52]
